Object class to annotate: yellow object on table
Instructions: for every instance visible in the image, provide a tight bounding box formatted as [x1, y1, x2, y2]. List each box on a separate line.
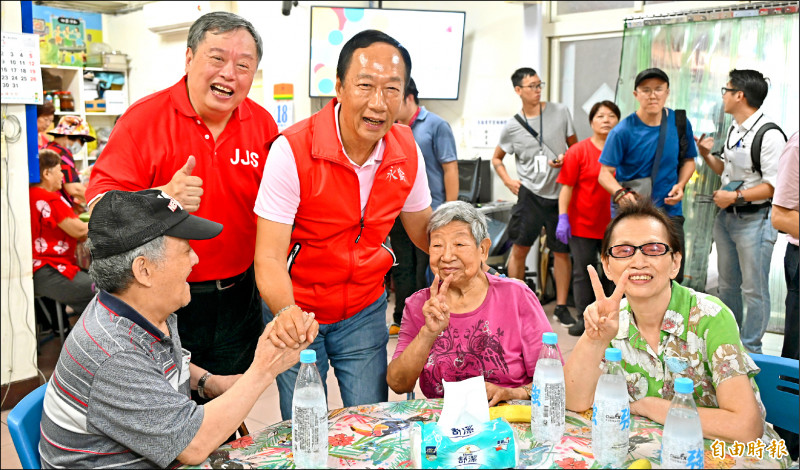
[628, 458, 653, 469]
[488, 404, 530, 423]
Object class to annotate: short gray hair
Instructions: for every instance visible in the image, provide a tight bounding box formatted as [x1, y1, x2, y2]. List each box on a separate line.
[187, 11, 263, 63]
[428, 201, 489, 245]
[87, 236, 167, 294]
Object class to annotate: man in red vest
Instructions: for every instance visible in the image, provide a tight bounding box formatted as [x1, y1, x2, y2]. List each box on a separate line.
[254, 30, 432, 419]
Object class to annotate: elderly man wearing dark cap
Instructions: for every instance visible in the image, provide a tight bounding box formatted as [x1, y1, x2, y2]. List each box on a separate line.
[597, 67, 698, 283]
[39, 190, 317, 469]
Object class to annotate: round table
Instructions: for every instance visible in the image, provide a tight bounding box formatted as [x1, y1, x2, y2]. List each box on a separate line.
[183, 399, 790, 469]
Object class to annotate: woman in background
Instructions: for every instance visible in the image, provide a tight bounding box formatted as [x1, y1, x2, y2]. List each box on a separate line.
[37, 102, 55, 150]
[45, 115, 94, 207]
[30, 149, 95, 320]
[555, 100, 621, 337]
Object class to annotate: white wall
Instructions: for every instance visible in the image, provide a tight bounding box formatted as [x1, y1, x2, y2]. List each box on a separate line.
[1, 1, 39, 386]
[106, 0, 531, 202]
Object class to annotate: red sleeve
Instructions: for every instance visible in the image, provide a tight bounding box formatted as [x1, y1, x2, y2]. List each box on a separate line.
[32, 191, 74, 228]
[51, 195, 77, 224]
[557, 140, 582, 186]
[85, 123, 154, 202]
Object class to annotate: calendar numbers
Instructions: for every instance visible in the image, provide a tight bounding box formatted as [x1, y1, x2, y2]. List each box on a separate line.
[1, 32, 44, 104]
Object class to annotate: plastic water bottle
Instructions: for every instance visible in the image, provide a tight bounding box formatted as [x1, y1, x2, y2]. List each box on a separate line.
[592, 347, 631, 468]
[292, 350, 328, 468]
[661, 377, 704, 469]
[531, 332, 565, 444]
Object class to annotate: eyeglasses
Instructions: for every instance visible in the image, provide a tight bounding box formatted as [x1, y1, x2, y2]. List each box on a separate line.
[519, 82, 546, 90]
[721, 87, 742, 95]
[636, 87, 668, 96]
[607, 242, 671, 259]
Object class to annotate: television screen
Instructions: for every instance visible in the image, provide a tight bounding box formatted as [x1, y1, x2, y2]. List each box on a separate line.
[309, 7, 465, 100]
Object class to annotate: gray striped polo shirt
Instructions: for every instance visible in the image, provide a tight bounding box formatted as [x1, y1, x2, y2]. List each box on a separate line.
[39, 290, 204, 468]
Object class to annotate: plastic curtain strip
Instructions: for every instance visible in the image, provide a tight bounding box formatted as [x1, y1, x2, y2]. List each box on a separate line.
[617, 12, 799, 331]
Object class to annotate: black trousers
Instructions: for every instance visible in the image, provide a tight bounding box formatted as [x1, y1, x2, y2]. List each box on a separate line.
[670, 215, 686, 284]
[389, 217, 428, 325]
[569, 236, 613, 321]
[176, 265, 265, 405]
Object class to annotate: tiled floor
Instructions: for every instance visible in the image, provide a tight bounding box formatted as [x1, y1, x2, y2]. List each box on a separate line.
[0, 297, 788, 469]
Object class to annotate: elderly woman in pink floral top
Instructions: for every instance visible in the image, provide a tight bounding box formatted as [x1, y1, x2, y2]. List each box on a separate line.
[387, 201, 556, 406]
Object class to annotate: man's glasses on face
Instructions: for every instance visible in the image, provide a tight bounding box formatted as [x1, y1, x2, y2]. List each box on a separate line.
[721, 87, 742, 96]
[636, 87, 667, 97]
[607, 242, 671, 259]
[519, 82, 546, 90]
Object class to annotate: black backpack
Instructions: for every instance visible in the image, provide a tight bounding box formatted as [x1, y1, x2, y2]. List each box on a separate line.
[675, 109, 689, 160]
[746, 122, 787, 175]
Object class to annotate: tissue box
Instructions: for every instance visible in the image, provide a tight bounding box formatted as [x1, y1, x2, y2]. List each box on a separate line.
[411, 418, 518, 469]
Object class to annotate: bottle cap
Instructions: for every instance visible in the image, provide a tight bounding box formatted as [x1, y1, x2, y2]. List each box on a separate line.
[605, 348, 622, 362]
[542, 332, 558, 345]
[674, 377, 694, 394]
[300, 349, 316, 364]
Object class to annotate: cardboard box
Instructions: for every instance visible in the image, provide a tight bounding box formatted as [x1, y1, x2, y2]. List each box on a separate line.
[85, 99, 106, 112]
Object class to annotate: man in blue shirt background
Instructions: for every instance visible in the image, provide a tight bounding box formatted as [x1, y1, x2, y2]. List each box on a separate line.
[598, 68, 697, 283]
[389, 78, 459, 334]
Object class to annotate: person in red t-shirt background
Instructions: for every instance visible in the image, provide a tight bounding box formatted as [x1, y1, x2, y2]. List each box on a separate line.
[555, 100, 621, 336]
[29, 149, 95, 325]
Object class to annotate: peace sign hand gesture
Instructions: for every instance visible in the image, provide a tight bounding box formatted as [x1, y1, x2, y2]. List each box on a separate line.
[422, 274, 452, 337]
[582, 266, 629, 344]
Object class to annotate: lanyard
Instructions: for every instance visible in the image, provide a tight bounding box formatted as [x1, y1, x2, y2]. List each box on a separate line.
[521, 103, 544, 150]
[726, 113, 764, 150]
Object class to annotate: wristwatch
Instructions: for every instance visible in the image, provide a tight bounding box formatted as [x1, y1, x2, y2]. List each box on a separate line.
[197, 372, 213, 399]
[736, 189, 745, 204]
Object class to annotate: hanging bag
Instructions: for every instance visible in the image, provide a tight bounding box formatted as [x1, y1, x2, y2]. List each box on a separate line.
[618, 108, 668, 199]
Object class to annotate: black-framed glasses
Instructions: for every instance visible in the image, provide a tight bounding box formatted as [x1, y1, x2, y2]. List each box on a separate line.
[519, 82, 546, 90]
[721, 87, 742, 95]
[607, 243, 671, 259]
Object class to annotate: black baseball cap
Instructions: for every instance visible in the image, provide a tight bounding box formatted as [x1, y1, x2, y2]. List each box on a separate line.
[634, 68, 670, 89]
[88, 189, 223, 260]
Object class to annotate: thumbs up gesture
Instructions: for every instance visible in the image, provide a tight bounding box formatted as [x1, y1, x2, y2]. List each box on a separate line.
[163, 156, 204, 212]
[583, 266, 629, 343]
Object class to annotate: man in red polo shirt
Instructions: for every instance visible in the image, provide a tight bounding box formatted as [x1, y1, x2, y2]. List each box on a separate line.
[86, 12, 278, 400]
[254, 30, 432, 419]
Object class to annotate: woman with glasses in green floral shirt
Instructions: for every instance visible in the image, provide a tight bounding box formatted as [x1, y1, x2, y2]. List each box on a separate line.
[564, 198, 766, 444]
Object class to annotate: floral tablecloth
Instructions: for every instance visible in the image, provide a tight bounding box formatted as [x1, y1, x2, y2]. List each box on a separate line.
[183, 399, 790, 469]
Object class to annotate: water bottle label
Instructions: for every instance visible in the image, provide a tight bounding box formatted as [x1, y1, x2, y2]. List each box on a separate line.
[662, 446, 704, 469]
[543, 382, 565, 426]
[592, 403, 631, 431]
[294, 406, 325, 452]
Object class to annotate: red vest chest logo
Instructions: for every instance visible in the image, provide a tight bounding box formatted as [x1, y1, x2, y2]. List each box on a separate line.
[385, 166, 406, 181]
[230, 149, 259, 168]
